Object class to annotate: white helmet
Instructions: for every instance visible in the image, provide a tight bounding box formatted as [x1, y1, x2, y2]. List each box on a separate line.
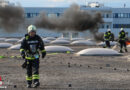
[107, 29, 111, 32]
[120, 28, 124, 31]
[27, 25, 37, 33]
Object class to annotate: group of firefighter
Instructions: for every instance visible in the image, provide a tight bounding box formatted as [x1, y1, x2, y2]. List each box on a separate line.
[19, 25, 129, 88]
[104, 28, 128, 53]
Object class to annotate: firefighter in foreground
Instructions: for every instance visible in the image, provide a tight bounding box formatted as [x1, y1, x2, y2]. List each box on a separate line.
[20, 25, 46, 88]
[104, 29, 113, 48]
[118, 28, 128, 53]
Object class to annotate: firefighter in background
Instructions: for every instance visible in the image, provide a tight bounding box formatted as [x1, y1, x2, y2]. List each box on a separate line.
[104, 29, 113, 48]
[20, 25, 46, 88]
[118, 28, 128, 53]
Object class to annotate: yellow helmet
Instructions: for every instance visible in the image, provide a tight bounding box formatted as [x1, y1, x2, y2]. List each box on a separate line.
[27, 25, 37, 33]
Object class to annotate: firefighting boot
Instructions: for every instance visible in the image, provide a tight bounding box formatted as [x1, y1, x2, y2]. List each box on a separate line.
[33, 82, 40, 88]
[120, 50, 123, 53]
[125, 49, 128, 52]
[27, 84, 31, 88]
[26, 80, 32, 88]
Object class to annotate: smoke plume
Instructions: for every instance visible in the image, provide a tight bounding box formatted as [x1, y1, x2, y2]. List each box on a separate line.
[94, 32, 104, 41]
[35, 4, 103, 33]
[0, 4, 24, 32]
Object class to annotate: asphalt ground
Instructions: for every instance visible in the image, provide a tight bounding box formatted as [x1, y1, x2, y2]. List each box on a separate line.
[0, 45, 130, 90]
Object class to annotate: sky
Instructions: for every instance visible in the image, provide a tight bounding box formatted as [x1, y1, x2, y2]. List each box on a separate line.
[9, 0, 130, 8]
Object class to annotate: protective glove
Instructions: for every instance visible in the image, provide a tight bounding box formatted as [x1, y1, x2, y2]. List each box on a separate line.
[21, 51, 25, 59]
[42, 52, 46, 58]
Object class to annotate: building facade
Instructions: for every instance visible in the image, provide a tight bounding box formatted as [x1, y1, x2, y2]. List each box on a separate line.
[24, 4, 130, 38]
[0, 1, 130, 37]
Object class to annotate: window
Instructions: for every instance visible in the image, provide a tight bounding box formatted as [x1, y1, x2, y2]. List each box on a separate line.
[57, 13, 60, 17]
[113, 13, 130, 18]
[124, 13, 128, 18]
[25, 13, 40, 18]
[106, 14, 109, 18]
[113, 24, 119, 28]
[35, 13, 39, 16]
[114, 13, 118, 18]
[113, 24, 130, 28]
[33, 13, 39, 17]
[106, 25, 109, 29]
[118, 13, 121, 18]
[120, 13, 123, 18]
[30, 13, 33, 17]
[27, 13, 31, 18]
[129, 13, 130, 18]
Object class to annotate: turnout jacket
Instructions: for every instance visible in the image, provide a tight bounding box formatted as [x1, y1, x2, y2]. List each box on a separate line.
[104, 32, 112, 41]
[20, 34, 46, 60]
[119, 31, 126, 41]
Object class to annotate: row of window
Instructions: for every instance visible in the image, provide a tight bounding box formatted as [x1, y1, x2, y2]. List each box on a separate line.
[102, 14, 111, 18]
[25, 13, 111, 18]
[113, 13, 130, 18]
[100, 24, 130, 29]
[113, 24, 130, 28]
[25, 13, 130, 19]
[25, 13, 39, 18]
[100, 24, 110, 29]
[25, 13, 62, 18]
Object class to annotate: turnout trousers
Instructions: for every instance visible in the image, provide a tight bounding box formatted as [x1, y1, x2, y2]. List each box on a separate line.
[26, 58, 40, 84]
[105, 41, 111, 48]
[119, 40, 127, 50]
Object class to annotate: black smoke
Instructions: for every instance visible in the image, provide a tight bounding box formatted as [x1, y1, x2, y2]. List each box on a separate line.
[0, 4, 24, 32]
[35, 4, 103, 33]
[94, 32, 104, 41]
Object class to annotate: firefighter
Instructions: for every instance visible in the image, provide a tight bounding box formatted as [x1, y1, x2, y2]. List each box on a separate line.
[118, 28, 128, 53]
[20, 25, 46, 88]
[104, 29, 112, 48]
